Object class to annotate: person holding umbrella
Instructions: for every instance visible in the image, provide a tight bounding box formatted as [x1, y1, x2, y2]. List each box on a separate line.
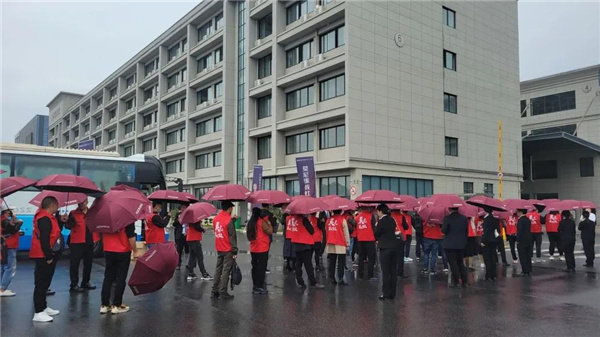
[66, 200, 96, 293]
[145, 202, 169, 249]
[374, 204, 400, 300]
[558, 210, 576, 273]
[516, 208, 533, 276]
[185, 219, 213, 282]
[545, 211, 562, 261]
[211, 201, 238, 299]
[309, 212, 325, 272]
[505, 213, 519, 264]
[442, 207, 469, 288]
[355, 206, 378, 280]
[247, 207, 273, 294]
[1, 205, 22, 297]
[579, 210, 596, 267]
[390, 209, 408, 278]
[480, 208, 499, 281]
[527, 208, 543, 263]
[325, 210, 350, 285]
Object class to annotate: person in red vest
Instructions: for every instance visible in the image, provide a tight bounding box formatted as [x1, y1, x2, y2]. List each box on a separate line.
[100, 222, 141, 315]
[211, 201, 238, 299]
[390, 209, 408, 278]
[402, 210, 414, 263]
[1, 205, 22, 297]
[545, 211, 563, 261]
[422, 221, 444, 274]
[287, 213, 325, 289]
[475, 215, 484, 268]
[505, 213, 518, 264]
[66, 200, 95, 292]
[145, 202, 169, 249]
[527, 209, 543, 262]
[30, 196, 62, 322]
[309, 213, 325, 272]
[247, 207, 273, 294]
[185, 203, 213, 282]
[326, 210, 350, 285]
[355, 206, 378, 279]
[463, 217, 477, 271]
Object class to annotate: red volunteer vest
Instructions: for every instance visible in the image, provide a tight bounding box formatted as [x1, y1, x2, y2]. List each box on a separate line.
[145, 213, 165, 244]
[391, 213, 407, 241]
[250, 218, 270, 253]
[506, 216, 517, 235]
[30, 209, 61, 259]
[326, 215, 346, 246]
[467, 218, 476, 237]
[309, 215, 322, 243]
[355, 211, 375, 242]
[287, 215, 313, 245]
[213, 211, 232, 252]
[103, 230, 131, 253]
[423, 222, 443, 240]
[545, 214, 560, 233]
[2, 213, 19, 249]
[403, 213, 413, 236]
[186, 223, 203, 242]
[69, 209, 87, 244]
[527, 212, 542, 233]
[475, 218, 483, 236]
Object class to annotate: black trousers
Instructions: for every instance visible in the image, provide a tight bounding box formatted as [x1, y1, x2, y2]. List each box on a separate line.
[357, 241, 376, 279]
[34, 258, 57, 313]
[532, 233, 543, 258]
[415, 234, 424, 258]
[507, 235, 518, 261]
[582, 238, 595, 266]
[482, 242, 497, 278]
[327, 253, 345, 282]
[251, 252, 268, 289]
[295, 248, 317, 286]
[175, 236, 188, 266]
[101, 251, 131, 307]
[562, 241, 575, 270]
[187, 241, 208, 276]
[547, 232, 562, 256]
[404, 235, 412, 258]
[445, 249, 468, 285]
[313, 242, 324, 267]
[396, 241, 405, 276]
[379, 248, 398, 299]
[496, 238, 507, 264]
[518, 242, 532, 273]
[69, 243, 93, 287]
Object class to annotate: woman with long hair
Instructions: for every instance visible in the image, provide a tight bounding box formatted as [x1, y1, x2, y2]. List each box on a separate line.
[247, 207, 272, 294]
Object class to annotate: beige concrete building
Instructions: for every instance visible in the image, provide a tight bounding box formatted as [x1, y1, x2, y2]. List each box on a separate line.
[521, 64, 600, 205]
[48, 0, 522, 200]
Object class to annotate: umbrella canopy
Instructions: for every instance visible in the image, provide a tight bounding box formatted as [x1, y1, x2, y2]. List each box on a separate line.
[128, 242, 178, 296]
[319, 195, 358, 211]
[418, 204, 448, 225]
[458, 204, 480, 218]
[86, 189, 152, 233]
[180, 192, 200, 203]
[203, 184, 251, 201]
[284, 196, 328, 215]
[389, 199, 419, 211]
[178, 202, 217, 224]
[425, 194, 465, 208]
[29, 190, 87, 208]
[1, 176, 37, 198]
[247, 190, 291, 205]
[580, 200, 597, 209]
[355, 190, 403, 203]
[35, 174, 102, 194]
[466, 195, 506, 212]
[545, 200, 581, 212]
[147, 190, 190, 204]
[503, 199, 536, 213]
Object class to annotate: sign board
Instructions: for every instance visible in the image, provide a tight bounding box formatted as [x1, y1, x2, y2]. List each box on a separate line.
[350, 185, 357, 196]
[78, 139, 94, 150]
[295, 157, 316, 197]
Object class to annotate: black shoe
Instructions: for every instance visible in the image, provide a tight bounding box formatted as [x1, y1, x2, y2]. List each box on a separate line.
[211, 292, 220, 299]
[378, 295, 386, 301]
[70, 286, 85, 293]
[338, 281, 348, 286]
[81, 283, 96, 290]
[398, 274, 409, 279]
[502, 263, 510, 267]
[252, 288, 268, 295]
[46, 289, 55, 296]
[297, 282, 307, 289]
[583, 264, 594, 268]
[220, 293, 234, 300]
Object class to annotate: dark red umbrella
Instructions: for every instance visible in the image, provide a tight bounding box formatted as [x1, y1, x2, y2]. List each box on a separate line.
[180, 192, 199, 203]
[503, 199, 535, 213]
[86, 190, 152, 233]
[202, 184, 251, 201]
[1, 176, 37, 198]
[425, 194, 465, 208]
[284, 196, 328, 215]
[29, 191, 87, 208]
[178, 202, 216, 224]
[418, 204, 447, 224]
[36, 174, 102, 194]
[319, 195, 358, 211]
[466, 195, 506, 212]
[545, 200, 580, 212]
[128, 242, 178, 295]
[458, 204, 480, 218]
[355, 190, 403, 203]
[147, 190, 190, 204]
[248, 190, 291, 205]
[580, 200, 597, 209]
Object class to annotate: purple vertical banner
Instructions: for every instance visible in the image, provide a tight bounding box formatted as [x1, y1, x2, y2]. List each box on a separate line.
[295, 156, 316, 197]
[251, 165, 263, 208]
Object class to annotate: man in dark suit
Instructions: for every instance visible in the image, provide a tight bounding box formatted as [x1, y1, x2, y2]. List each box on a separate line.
[374, 204, 401, 300]
[516, 209, 532, 276]
[442, 208, 469, 288]
[578, 210, 596, 267]
[481, 209, 499, 281]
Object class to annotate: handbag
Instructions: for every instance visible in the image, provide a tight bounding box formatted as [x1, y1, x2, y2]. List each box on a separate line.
[230, 261, 242, 290]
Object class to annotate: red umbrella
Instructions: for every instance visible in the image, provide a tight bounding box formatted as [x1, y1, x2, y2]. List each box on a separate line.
[389, 199, 419, 211]
[147, 190, 190, 204]
[418, 204, 448, 224]
[247, 190, 291, 205]
[545, 200, 580, 212]
[178, 202, 216, 224]
[284, 196, 328, 215]
[128, 242, 178, 295]
[355, 190, 403, 203]
[466, 195, 506, 212]
[503, 199, 535, 213]
[36, 174, 102, 194]
[202, 184, 251, 201]
[320, 195, 358, 211]
[458, 204, 480, 218]
[1, 176, 37, 198]
[86, 189, 152, 233]
[29, 190, 87, 208]
[580, 200, 597, 209]
[493, 210, 512, 219]
[180, 192, 199, 203]
[425, 194, 465, 208]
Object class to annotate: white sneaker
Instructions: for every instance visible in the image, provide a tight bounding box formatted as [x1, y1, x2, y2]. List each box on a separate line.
[549, 256, 554, 261]
[44, 307, 60, 316]
[32, 312, 53, 322]
[513, 259, 518, 264]
[559, 256, 565, 261]
[406, 257, 413, 262]
[480, 263, 485, 268]
[200, 274, 214, 281]
[537, 258, 543, 263]
[0, 290, 16, 297]
[111, 304, 130, 314]
[100, 306, 110, 314]
[443, 268, 449, 273]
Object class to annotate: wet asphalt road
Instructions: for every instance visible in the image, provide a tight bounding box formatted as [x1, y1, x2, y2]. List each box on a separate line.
[2, 233, 600, 337]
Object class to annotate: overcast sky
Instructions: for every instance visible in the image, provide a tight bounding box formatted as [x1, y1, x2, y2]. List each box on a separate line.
[1, 0, 599, 143]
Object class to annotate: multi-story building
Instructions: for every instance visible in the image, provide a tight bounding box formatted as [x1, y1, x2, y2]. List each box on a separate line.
[521, 64, 600, 205]
[48, 0, 522, 200]
[15, 114, 50, 146]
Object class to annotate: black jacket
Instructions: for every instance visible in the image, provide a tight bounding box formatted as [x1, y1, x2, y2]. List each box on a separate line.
[558, 218, 576, 243]
[578, 219, 596, 241]
[517, 215, 532, 243]
[441, 212, 468, 249]
[374, 215, 400, 249]
[481, 215, 499, 244]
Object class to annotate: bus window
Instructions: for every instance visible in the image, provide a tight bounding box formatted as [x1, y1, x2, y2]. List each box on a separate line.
[14, 155, 77, 179]
[80, 160, 135, 191]
[1, 154, 11, 176]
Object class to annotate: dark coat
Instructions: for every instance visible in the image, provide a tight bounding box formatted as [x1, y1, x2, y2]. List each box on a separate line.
[481, 215, 499, 244]
[516, 215, 532, 243]
[558, 218, 576, 243]
[374, 215, 400, 250]
[578, 219, 596, 241]
[441, 211, 468, 249]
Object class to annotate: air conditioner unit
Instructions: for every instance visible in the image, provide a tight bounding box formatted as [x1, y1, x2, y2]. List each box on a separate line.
[256, 39, 261, 46]
[301, 14, 308, 22]
[316, 5, 323, 13]
[200, 101, 209, 108]
[208, 99, 215, 105]
[255, 79, 264, 87]
[301, 60, 310, 68]
[317, 54, 325, 62]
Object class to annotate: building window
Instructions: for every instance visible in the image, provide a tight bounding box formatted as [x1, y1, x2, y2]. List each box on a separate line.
[166, 100, 180, 118]
[123, 145, 134, 157]
[196, 116, 221, 137]
[144, 58, 159, 76]
[214, 81, 223, 98]
[198, 21, 212, 41]
[257, 54, 272, 79]
[257, 14, 272, 39]
[286, 131, 314, 154]
[530, 124, 577, 136]
[179, 127, 186, 142]
[73, 129, 79, 138]
[126, 74, 136, 88]
[143, 85, 158, 102]
[214, 47, 223, 63]
[320, 176, 349, 197]
[532, 160, 558, 179]
[319, 25, 345, 53]
[445, 137, 458, 156]
[363, 175, 433, 197]
[580, 157, 594, 177]
[83, 124, 90, 133]
[142, 138, 156, 152]
[96, 97, 103, 107]
[125, 98, 136, 111]
[215, 12, 224, 30]
[463, 182, 474, 195]
[319, 74, 345, 101]
[166, 160, 178, 174]
[444, 50, 456, 71]
[197, 53, 213, 72]
[520, 99, 527, 117]
[168, 39, 186, 62]
[443, 7, 455, 28]
[109, 87, 117, 100]
[166, 130, 179, 146]
[108, 109, 116, 121]
[197, 87, 211, 104]
[195, 153, 210, 169]
[319, 125, 345, 149]
[530, 90, 576, 116]
[444, 93, 457, 113]
[124, 122, 135, 134]
[483, 183, 494, 197]
[213, 151, 222, 167]
[286, 0, 315, 24]
[143, 111, 156, 127]
[286, 85, 314, 110]
[262, 177, 277, 190]
[286, 180, 300, 197]
[214, 115, 222, 131]
[107, 129, 116, 141]
[257, 136, 271, 159]
[257, 95, 271, 119]
[286, 40, 313, 67]
[95, 116, 102, 127]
